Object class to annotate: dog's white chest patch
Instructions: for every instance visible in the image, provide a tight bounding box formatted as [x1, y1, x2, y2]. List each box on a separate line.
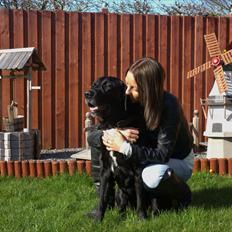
[110, 151, 118, 172]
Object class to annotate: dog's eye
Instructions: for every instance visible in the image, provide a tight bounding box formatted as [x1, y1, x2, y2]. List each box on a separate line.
[101, 82, 113, 92]
[92, 82, 97, 88]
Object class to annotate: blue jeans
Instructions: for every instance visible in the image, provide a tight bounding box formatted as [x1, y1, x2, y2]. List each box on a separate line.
[142, 152, 194, 189]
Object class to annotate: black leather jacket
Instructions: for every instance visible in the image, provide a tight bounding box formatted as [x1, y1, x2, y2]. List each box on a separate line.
[129, 91, 193, 166]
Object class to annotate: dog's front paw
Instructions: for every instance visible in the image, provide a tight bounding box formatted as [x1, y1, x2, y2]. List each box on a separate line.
[86, 209, 103, 222]
[119, 208, 126, 220]
[138, 210, 147, 220]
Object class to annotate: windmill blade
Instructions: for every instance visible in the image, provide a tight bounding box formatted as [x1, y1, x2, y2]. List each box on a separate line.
[204, 33, 221, 58]
[187, 61, 211, 78]
[221, 49, 232, 65]
[213, 65, 228, 93]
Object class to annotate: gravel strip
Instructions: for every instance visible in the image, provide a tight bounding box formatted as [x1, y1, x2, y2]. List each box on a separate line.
[194, 153, 207, 159]
[40, 148, 83, 160]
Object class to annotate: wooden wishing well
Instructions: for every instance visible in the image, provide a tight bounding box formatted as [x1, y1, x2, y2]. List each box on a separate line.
[0, 47, 46, 161]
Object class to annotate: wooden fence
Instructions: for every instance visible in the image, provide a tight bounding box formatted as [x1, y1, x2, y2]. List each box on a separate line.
[0, 9, 231, 149]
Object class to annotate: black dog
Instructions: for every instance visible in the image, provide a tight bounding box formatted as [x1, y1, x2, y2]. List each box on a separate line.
[85, 76, 192, 221]
[85, 76, 148, 221]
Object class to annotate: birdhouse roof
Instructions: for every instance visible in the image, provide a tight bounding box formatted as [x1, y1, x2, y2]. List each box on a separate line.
[0, 47, 46, 71]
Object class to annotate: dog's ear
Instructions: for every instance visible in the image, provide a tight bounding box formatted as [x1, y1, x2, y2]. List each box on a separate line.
[98, 76, 120, 93]
[118, 80, 127, 106]
[125, 94, 142, 114]
[124, 94, 133, 111]
[105, 77, 126, 100]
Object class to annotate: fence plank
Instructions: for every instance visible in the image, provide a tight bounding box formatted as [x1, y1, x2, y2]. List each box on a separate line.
[0, 9, 11, 129]
[94, 13, 105, 78]
[133, 14, 144, 61]
[13, 10, 25, 122]
[170, 15, 181, 99]
[108, 13, 118, 77]
[81, 13, 92, 146]
[145, 15, 158, 59]
[28, 10, 39, 130]
[64, 12, 69, 147]
[158, 15, 170, 90]
[218, 17, 229, 54]
[41, 11, 52, 149]
[205, 17, 218, 98]
[194, 16, 206, 142]
[120, 14, 131, 80]
[69, 12, 80, 147]
[55, 11, 66, 149]
[230, 15, 232, 45]
[182, 16, 194, 122]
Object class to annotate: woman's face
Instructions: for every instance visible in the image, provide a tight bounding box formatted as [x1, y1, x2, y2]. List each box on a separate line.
[125, 71, 139, 103]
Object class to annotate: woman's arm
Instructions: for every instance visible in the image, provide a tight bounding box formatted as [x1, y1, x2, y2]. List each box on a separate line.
[101, 94, 190, 166]
[129, 100, 181, 164]
[103, 98, 182, 165]
[130, 126, 179, 164]
[102, 128, 139, 149]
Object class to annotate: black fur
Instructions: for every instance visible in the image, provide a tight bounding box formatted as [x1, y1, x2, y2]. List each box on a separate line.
[85, 76, 148, 221]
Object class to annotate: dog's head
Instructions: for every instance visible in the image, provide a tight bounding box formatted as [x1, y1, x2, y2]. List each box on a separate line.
[85, 76, 126, 120]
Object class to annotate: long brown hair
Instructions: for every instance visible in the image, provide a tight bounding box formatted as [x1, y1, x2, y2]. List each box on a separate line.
[127, 57, 165, 130]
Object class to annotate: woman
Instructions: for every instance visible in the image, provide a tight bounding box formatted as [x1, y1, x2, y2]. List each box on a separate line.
[102, 57, 193, 207]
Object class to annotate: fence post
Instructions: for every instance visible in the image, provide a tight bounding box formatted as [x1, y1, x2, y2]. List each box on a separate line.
[192, 110, 199, 151]
[85, 112, 93, 149]
[0, 75, 1, 131]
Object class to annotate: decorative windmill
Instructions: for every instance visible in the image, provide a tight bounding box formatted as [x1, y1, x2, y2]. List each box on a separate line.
[187, 33, 232, 158]
[187, 33, 232, 92]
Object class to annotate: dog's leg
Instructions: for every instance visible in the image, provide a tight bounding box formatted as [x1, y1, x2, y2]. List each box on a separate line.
[116, 189, 129, 218]
[150, 198, 160, 215]
[90, 168, 114, 221]
[134, 171, 147, 219]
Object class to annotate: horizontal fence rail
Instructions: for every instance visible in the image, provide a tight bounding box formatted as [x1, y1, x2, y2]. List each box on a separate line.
[0, 9, 231, 149]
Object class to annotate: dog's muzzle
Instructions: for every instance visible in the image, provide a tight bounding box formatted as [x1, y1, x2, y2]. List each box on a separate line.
[84, 90, 95, 99]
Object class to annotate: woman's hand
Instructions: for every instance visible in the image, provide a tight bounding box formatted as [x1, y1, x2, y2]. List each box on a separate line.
[118, 128, 139, 143]
[102, 129, 126, 152]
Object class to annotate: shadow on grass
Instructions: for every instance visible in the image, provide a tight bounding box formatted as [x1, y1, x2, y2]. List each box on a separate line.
[192, 187, 232, 209]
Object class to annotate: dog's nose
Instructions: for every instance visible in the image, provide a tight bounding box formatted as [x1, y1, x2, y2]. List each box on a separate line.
[84, 90, 94, 99]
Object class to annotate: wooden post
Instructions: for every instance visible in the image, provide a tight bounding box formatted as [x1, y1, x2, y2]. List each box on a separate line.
[192, 110, 199, 149]
[26, 68, 32, 130]
[0, 73, 2, 131]
[85, 112, 92, 149]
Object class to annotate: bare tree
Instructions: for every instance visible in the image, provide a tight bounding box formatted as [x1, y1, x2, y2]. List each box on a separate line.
[0, 0, 51, 10]
[0, 0, 22, 9]
[0, 0, 231, 15]
[50, 0, 97, 11]
[110, 0, 156, 14]
[160, 0, 232, 16]
[0, 0, 101, 11]
[71, 0, 100, 12]
[203, 0, 232, 15]
[104, 0, 231, 15]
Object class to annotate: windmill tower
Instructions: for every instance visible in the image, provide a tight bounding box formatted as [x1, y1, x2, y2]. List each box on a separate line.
[187, 33, 232, 158]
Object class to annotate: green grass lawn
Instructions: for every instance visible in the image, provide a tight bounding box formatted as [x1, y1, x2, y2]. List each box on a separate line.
[0, 172, 232, 232]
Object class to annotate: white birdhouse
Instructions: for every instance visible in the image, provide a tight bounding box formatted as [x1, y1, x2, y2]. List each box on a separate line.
[203, 69, 232, 158]
[187, 33, 232, 158]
